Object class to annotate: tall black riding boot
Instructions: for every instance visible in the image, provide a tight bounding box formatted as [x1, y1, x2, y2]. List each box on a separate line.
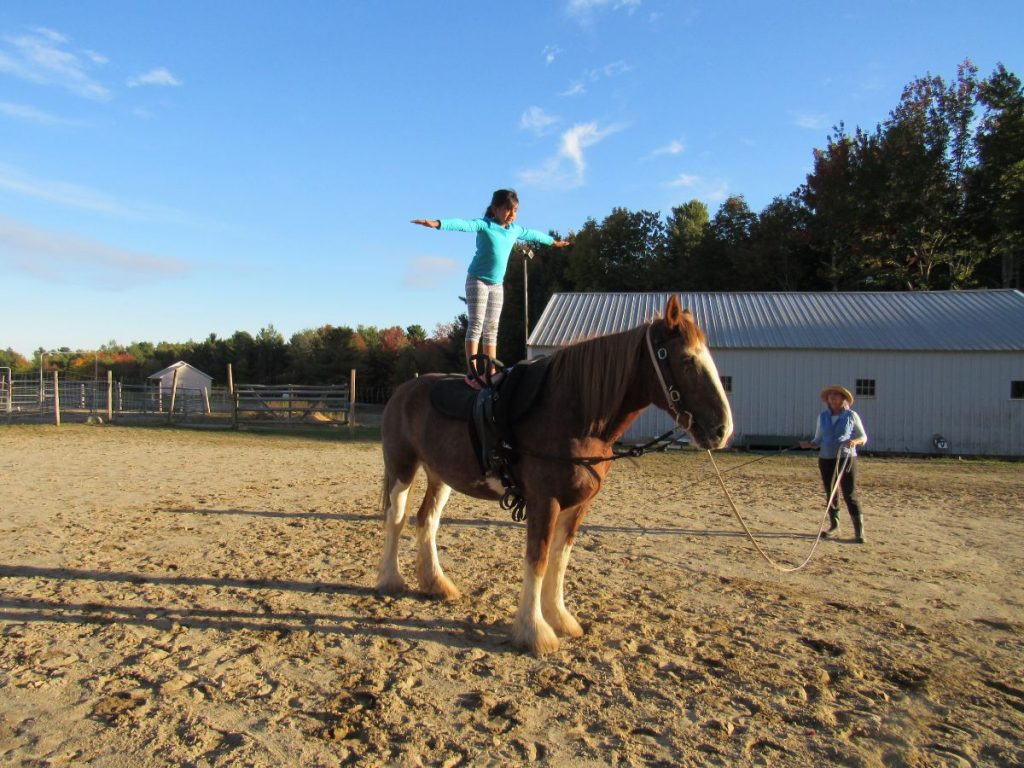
[819, 512, 835, 540]
[852, 514, 865, 544]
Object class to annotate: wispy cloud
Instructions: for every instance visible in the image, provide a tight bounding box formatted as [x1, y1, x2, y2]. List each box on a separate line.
[561, 123, 610, 177]
[0, 163, 189, 222]
[794, 112, 828, 130]
[561, 59, 630, 99]
[0, 164, 133, 215]
[0, 215, 190, 289]
[665, 173, 700, 188]
[127, 67, 182, 88]
[704, 181, 729, 203]
[403, 256, 459, 290]
[587, 60, 631, 80]
[519, 121, 623, 189]
[566, 0, 642, 24]
[543, 45, 561, 66]
[520, 106, 560, 135]
[0, 100, 75, 125]
[650, 139, 685, 158]
[662, 173, 729, 203]
[0, 26, 111, 101]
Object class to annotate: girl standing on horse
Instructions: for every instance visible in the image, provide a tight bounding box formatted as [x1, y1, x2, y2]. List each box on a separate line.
[412, 189, 571, 388]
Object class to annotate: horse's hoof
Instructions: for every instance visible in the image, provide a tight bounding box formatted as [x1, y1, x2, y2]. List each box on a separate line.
[424, 576, 461, 601]
[513, 621, 560, 655]
[375, 575, 408, 595]
[529, 632, 561, 656]
[546, 611, 584, 638]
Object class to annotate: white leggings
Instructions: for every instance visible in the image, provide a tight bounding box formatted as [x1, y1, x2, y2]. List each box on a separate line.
[465, 275, 504, 346]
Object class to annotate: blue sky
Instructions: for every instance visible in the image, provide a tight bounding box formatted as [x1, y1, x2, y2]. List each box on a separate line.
[2, 1, 1021, 357]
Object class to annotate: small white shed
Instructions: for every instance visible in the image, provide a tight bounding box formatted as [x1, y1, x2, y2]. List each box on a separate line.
[147, 361, 213, 396]
[527, 290, 1024, 457]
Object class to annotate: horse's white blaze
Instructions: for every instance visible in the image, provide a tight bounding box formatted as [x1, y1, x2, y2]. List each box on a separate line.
[696, 344, 733, 443]
[415, 479, 453, 595]
[376, 477, 413, 592]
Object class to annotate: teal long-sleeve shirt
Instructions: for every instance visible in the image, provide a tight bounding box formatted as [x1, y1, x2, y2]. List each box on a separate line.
[438, 217, 555, 284]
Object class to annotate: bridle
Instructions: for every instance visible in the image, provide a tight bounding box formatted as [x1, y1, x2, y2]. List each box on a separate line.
[644, 324, 694, 432]
[497, 323, 700, 522]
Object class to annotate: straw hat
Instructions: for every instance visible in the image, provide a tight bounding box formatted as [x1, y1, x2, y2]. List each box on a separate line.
[820, 385, 854, 405]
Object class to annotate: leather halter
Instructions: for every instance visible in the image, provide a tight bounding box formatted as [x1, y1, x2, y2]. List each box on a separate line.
[644, 325, 694, 431]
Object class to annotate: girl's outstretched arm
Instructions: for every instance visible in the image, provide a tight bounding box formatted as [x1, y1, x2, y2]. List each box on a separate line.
[411, 219, 440, 229]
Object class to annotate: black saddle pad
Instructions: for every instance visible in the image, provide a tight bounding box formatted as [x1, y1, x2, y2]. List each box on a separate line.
[428, 356, 552, 424]
[428, 375, 481, 421]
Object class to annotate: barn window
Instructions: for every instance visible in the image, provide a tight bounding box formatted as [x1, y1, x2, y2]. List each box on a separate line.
[1012, 381, 1024, 400]
[855, 379, 876, 397]
[720, 375, 732, 393]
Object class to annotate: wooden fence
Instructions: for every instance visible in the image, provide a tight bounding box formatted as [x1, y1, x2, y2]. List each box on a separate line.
[232, 383, 351, 428]
[1, 367, 357, 429]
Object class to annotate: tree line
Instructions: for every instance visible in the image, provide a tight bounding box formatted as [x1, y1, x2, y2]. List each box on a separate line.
[3, 61, 1020, 396]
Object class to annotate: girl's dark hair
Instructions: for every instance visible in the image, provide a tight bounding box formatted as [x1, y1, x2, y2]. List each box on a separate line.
[485, 188, 518, 218]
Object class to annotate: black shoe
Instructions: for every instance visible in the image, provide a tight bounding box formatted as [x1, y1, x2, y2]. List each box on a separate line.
[854, 532, 865, 544]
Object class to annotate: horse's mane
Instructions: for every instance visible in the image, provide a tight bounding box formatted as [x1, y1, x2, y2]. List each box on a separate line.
[549, 314, 706, 436]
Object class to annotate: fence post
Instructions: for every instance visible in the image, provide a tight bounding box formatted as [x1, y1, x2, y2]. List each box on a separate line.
[53, 371, 61, 426]
[107, 371, 114, 422]
[168, 368, 179, 425]
[203, 386, 211, 415]
[0, 367, 9, 415]
[349, 368, 356, 426]
[232, 388, 239, 430]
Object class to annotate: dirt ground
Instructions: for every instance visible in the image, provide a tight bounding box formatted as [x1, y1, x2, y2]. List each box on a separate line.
[1, 424, 1022, 767]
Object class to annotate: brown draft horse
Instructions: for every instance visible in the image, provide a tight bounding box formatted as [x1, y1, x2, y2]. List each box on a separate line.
[377, 294, 733, 655]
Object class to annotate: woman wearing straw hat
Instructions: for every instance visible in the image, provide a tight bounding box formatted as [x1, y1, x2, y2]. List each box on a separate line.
[800, 385, 868, 543]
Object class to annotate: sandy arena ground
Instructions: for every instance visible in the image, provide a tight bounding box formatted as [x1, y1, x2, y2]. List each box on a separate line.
[1, 424, 1023, 767]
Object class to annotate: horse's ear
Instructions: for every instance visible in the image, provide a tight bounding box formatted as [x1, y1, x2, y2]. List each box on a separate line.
[665, 294, 685, 330]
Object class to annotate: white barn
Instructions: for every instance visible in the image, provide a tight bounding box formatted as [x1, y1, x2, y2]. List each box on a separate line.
[147, 361, 213, 396]
[526, 290, 1024, 457]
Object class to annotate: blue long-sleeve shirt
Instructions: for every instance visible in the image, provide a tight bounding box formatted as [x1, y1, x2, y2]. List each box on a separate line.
[439, 217, 555, 284]
[812, 408, 867, 459]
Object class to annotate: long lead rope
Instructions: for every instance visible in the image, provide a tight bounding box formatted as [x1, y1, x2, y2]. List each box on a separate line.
[706, 449, 851, 573]
[688, 443, 801, 484]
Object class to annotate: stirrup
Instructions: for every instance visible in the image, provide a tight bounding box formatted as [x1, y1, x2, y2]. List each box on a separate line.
[467, 353, 505, 390]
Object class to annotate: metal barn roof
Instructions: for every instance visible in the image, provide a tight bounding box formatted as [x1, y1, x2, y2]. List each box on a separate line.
[527, 290, 1024, 352]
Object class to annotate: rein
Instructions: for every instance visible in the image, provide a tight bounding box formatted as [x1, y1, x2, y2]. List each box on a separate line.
[515, 426, 688, 466]
[502, 427, 687, 522]
[501, 323, 695, 519]
[515, 323, 697, 468]
[498, 324, 696, 520]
